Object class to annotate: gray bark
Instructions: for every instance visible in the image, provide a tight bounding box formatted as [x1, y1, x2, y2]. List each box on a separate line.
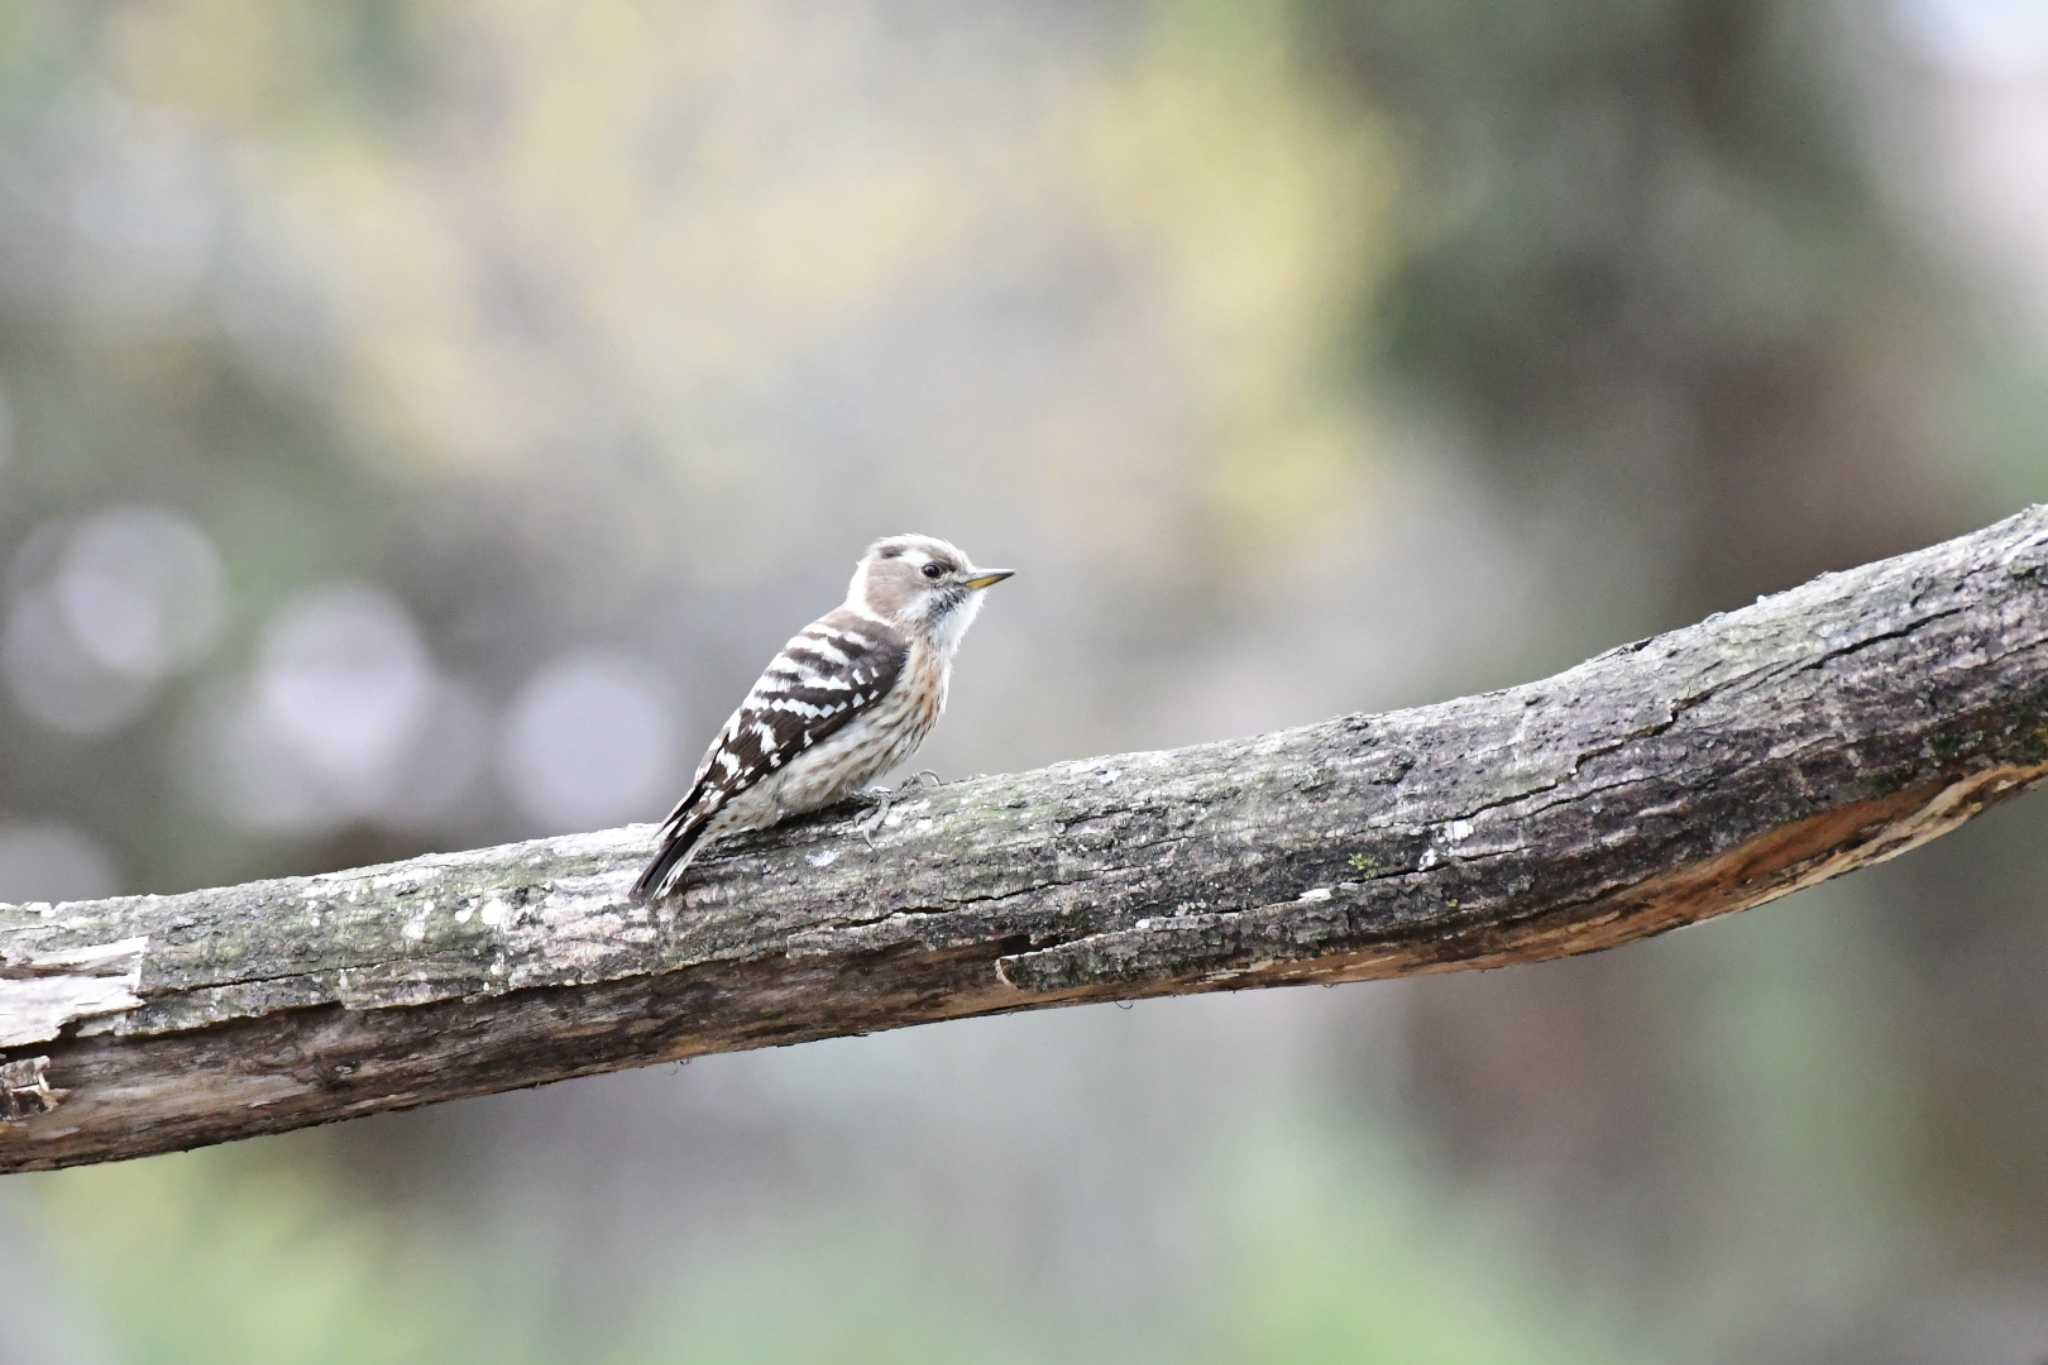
[5, 508, 2048, 1173]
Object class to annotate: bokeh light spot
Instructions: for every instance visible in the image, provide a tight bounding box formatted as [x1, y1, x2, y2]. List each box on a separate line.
[3, 572, 157, 735]
[254, 584, 437, 819]
[52, 505, 226, 676]
[1893, 0, 2048, 74]
[2, 506, 226, 735]
[498, 650, 675, 833]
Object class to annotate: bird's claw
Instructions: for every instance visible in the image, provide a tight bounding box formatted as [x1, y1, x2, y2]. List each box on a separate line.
[852, 772, 944, 853]
[856, 800, 887, 850]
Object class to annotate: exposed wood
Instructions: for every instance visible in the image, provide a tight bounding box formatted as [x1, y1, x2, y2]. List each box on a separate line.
[4, 508, 2046, 1174]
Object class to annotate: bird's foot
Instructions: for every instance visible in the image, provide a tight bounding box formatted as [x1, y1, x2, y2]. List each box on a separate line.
[853, 772, 946, 850]
[856, 794, 890, 851]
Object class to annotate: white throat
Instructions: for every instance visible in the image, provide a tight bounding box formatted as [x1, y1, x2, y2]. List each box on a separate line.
[927, 588, 984, 658]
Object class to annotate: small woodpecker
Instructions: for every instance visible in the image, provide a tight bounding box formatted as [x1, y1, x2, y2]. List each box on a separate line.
[633, 534, 1014, 900]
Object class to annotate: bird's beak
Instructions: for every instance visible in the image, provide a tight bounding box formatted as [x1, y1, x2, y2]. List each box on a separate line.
[960, 568, 1015, 591]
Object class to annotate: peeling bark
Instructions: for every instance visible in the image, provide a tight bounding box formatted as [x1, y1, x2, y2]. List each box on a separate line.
[0, 1057, 63, 1122]
[3, 508, 2046, 1174]
[0, 935, 146, 1049]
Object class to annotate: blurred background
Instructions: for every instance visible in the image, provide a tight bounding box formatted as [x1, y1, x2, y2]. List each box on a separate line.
[1, 0, 2045, 1359]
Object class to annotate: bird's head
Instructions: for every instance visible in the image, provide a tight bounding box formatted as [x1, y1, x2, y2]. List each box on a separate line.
[849, 533, 1014, 649]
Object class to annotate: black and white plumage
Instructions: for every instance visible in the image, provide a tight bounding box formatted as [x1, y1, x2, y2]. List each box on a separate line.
[632, 534, 1014, 901]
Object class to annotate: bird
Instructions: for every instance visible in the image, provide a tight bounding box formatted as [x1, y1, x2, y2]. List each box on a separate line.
[631, 533, 1015, 901]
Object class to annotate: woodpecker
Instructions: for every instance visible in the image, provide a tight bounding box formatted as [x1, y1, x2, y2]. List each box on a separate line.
[632, 534, 1015, 901]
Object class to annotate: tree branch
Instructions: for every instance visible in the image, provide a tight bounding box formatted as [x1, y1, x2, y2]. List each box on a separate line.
[5, 509, 2048, 1172]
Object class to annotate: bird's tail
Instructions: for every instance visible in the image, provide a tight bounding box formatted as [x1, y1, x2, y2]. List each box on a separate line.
[630, 814, 709, 902]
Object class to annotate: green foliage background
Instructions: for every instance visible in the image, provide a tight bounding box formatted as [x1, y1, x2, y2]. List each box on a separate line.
[3, 1, 2045, 1360]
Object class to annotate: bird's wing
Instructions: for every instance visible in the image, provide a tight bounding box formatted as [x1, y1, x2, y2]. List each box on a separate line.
[633, 610, 907, 899]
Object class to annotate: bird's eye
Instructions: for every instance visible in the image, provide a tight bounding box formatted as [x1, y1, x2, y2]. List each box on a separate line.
[921, 562, 945, 580]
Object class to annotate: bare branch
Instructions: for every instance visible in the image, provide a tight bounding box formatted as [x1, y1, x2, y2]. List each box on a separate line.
[5, 508, 2047, 1173]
